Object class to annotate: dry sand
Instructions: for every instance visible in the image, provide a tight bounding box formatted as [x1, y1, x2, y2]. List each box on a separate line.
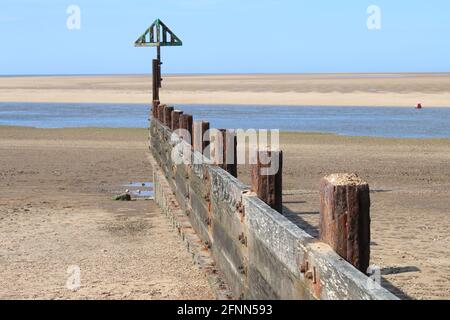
[1, 127, 449, 300]
[1, 73, 450, 107]
[0, 127, 214, 300]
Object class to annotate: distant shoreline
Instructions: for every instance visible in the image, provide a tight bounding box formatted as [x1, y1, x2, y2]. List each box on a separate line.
[0, 101, 449, 109]
[1, 72, 450, 77]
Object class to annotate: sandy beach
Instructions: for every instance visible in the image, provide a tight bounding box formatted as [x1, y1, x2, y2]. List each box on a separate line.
[1, 73, 450, 107]
[1, 73, 449, 300]
[1, 126, 449, 299]
[0, 127, 214, 300]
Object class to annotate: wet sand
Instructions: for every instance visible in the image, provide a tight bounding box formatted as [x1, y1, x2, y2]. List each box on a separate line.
[0, 126, 449, 299]
[1, 73, 450, 107]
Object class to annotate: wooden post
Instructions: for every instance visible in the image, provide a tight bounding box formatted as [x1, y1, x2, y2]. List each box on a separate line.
[219, 129, 238, 178]
[210, 129, 222, 166]
[319, 173, 371, 273]
[179, 114, 193, 144]
[193, 121, 210, 156]
[152, 59, 160, 101]
[251, 150, 283, 213]
[164, 106, 174, 128]
[171, 110, 183, 131]
[152, 100, 160, 120]
[157, 104, 165, 123]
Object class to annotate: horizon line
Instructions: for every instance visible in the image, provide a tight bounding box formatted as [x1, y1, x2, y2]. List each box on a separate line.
[1, 71, 450, 78]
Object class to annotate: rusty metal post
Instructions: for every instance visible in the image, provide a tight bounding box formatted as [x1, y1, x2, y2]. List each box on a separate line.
[157, 47, 162, 89]
[152, 59, 160, 101]
[251, 150, 283, 213]
[164, 106, 174, 128]
[319, 173, 371, 273]
[179, 114, 193, 144]
[171, 110, 183, 131]
[193, 121, 210, 156]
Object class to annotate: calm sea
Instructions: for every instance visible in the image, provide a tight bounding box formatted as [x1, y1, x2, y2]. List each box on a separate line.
[1, 102, 449, 138]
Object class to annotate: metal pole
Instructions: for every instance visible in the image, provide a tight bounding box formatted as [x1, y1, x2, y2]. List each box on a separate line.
[157, 46, 162, 88]
[152, 59, 160, 101]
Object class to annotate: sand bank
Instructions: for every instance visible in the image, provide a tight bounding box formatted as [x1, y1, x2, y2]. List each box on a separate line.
[1, 73, 450, 107]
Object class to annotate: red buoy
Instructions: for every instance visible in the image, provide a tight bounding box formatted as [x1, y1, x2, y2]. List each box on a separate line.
[416, 102, 422, 109]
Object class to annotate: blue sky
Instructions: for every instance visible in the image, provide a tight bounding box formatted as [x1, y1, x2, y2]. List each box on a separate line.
[1, 0, 449, 75]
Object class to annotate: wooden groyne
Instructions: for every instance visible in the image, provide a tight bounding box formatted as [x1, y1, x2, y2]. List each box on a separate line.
[148, 102, 398, 300]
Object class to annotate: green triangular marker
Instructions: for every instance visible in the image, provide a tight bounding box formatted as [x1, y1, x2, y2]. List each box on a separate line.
[134, 19, 183, 47]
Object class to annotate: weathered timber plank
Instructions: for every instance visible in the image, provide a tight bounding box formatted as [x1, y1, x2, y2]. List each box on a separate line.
[247, 239, 313, 300]
[244, 195, 398, 300]
[189, 188, 213, 244]
[210, 223, 247, 299]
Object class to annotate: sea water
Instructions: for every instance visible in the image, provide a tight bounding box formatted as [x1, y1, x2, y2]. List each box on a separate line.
[1, 102, 450, 138]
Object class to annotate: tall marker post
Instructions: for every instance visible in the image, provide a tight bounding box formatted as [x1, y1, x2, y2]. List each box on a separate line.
[135, 19, 183, 105]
